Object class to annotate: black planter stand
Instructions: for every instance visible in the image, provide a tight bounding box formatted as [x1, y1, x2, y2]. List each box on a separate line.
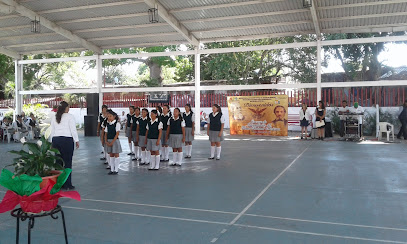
[11, 205, 68, 244]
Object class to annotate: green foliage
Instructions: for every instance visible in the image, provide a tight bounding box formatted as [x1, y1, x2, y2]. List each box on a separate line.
[139, 78, 161, 87]
[7, 136, 64, 177]
[22, 103, 48, 123]
[174, 56, 194, 82]
[63, 94, 86, 108]
[0, 54, 14, 99]
[4, 109, 14, 119]
[326, 108, 341, 134]
[364, 108, 401, 136]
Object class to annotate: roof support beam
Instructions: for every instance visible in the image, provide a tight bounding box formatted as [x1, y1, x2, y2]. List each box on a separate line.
[309, 0, 321, 38]
[144, 0, 199, 46]
[169, 0, 284, 13]
[0, 2, 14, 13]
[0, 46, 20, 59]
[0, 0, 102, 54]
[319, 0, 407, 10]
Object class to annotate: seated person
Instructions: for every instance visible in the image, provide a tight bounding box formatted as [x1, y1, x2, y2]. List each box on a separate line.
[13, 115, 29, 141]
[1, 117, 15, 140]
[338, 100, 350, 137]
[200, 112, 208, 128]
[25, 113, 41, 139]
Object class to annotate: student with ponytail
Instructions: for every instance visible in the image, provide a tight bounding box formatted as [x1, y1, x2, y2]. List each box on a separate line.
[105, 109, 122, 175]
[50, 101, 79, 190]
[131, 107, 142, 161]
[136, 108, 150, 165]
[125, 106, 135, 155]
[159, 105, 171, 162]
[145, 110, 163, 170]
[166, 108, 185, 166]
[183, 104, 195, 158]
[207, 104, 225, 160]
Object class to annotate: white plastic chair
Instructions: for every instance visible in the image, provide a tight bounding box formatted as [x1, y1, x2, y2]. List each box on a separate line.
[378, 122, 394, 141]
[2, 128, 11, 143]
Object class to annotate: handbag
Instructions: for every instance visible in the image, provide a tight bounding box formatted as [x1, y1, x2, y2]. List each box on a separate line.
[316, 120, 325, 128]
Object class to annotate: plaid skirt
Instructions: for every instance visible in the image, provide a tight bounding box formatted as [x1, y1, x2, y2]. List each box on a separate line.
[169, 134, 184, 148]
[147, 139, 160, 151]
[209, 130, 224, 142]
[131, 131, 138, 145]
[185, 127, 194, 142]
[106, 139, 122, 154]
[125, 127, 132, 137]
[139, 135, 147, 148]
[161, 130, 169, 146]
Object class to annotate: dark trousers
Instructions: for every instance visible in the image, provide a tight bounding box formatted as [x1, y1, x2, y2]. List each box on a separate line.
[397, 119, 407, 139]
[340, 120, 345, 137]
[52, 136, 74, 187]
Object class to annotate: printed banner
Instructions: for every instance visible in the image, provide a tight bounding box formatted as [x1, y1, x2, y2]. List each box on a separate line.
[227, 95, 288, 136]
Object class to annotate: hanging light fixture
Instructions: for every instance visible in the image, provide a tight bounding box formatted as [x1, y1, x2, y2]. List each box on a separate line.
[303, 0, 312, 8]
[31, 16, 40, 33]
[148, 3, 159, 23]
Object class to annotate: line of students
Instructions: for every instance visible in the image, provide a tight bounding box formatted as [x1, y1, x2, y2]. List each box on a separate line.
[97, 103, 225, 174]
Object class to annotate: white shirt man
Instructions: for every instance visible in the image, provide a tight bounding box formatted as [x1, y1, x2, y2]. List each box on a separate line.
[351, 105, 364, 125]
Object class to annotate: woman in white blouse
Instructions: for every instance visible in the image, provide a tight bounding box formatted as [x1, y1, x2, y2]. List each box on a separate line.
[50, 101, 79, 190]
[299, 103, 311, 139]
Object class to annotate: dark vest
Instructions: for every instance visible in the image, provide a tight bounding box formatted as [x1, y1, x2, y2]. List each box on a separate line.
[169, 118, 183, 134]
[183, 112, 193, 128]
[147, 121, 160, 139]
[138, 118, 149, 136]
[16, 121, 23, 128]
[29, 119, 36, 127]
[131, 115, 140, 131]
[160, 114, 171, 131]
[209, 113, 222, 131]
[106, 121, 118, 139]
[126, 114, 133, 127]
[99, 113, 105, 128]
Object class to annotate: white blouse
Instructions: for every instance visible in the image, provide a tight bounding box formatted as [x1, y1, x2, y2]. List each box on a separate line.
[50, 113, 79, 142]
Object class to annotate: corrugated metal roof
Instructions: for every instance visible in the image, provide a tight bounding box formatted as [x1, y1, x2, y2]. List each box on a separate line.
[0, 0, 406, 56]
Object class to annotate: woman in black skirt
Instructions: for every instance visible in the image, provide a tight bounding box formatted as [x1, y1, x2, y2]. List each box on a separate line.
[315, 101, 326, 140]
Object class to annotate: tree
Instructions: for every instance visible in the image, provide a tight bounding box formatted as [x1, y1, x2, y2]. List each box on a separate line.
[0, 54, 15, 99]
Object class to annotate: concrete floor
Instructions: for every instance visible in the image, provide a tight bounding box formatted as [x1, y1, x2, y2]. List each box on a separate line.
[0, 132, 407, 244]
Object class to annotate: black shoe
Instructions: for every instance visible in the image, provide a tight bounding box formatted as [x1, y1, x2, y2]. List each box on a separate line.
[66, 185, 76, 190]
[148, 168, 154, 171]
[100, 157, 106, 160]
[301, 136, 303, 139]
[160, 159, 165, 162]
[128, 152, 135, 155]
[114, 172, 118, 175]
[132, 158, 138, 161]
[137, 158, 142, 161]
[208, 157, 215, 160]
[104, 161, 108, 164]
[108, 171, 114, 175]
[169, 163, 176, 166]
[321, 137, 324, 140]
[165, 159, 170, 162]
[216, 157, 220, 160]
[154, 168, 159, 170]
[185, 156, 191, 159]
[61, 186, 68, 190]
[397, 136, 401, 139]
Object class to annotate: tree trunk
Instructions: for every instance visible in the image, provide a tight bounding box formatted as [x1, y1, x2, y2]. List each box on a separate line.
[148, 62, 163, 86]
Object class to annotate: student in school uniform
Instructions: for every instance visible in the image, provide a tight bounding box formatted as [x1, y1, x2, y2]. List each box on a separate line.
[183, 104, 195, 158]
[160, 105, 171, 162]
[136, 108, 150, 165]
[207, 104, 225, 160]
[145, 110, 163, 170]
[131, 107, 142, 161]
[105, 110, 122, 175]
[100, 117, 110, 169]
[97, 105, 108, 160]
[156, 106, 162, 116]
[166, 108, 185, 166]
[125, 106, 135, 156]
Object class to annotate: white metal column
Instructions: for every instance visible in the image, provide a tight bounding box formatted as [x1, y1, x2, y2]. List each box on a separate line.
[96, 55, 103, 109]
[194, 47, 201, 134]
[14, 60, 23, 116]
[316, 39, 322, 102]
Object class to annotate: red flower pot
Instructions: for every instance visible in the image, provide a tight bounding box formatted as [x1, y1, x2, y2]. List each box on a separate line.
[39, 170, 61, 189]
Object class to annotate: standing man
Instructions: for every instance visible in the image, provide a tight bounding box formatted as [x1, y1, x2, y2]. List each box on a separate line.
[397, 99, 407, 140]
[338, 100, 349, 137]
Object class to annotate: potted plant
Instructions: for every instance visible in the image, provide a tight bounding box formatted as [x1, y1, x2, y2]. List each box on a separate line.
[0, 136, 81, 214]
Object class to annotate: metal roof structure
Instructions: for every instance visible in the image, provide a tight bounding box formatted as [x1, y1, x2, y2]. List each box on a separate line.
[1, 0, 407, 58]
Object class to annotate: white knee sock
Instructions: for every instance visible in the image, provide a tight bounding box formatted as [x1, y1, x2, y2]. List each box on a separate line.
[150, 155, 156, 169]
[165, 147, 170, 160]
[136, 146, 140, 158]
[155, 155, 160, 169]
[104, 149, 107, 158]
[107, 154, 111, 168]
[177, 152, 183, 165]
[141, 150, 146, 163]
[173, 152, 177, 165]
[160, 147, 164, 160]
[129, 143, 133, 153]
[146, 151, 151, 164]
[216, 147, 221, 159]
[210, 146, 215, 158]
[188, 145, 192, 156]
[114, 157, 120, 172]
